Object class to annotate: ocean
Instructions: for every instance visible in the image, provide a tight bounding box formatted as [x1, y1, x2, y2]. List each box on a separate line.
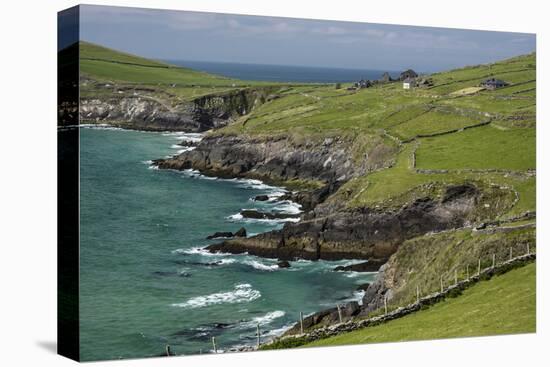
[166, 60, 400, 83]
[79, 127, 376, 361]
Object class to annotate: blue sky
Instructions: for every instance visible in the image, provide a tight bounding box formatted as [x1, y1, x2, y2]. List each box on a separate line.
[78, 4, 535, 72]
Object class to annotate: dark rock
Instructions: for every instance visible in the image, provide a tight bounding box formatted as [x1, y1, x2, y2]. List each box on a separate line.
[206, 231, 234, 239]
[356, 283, 371, 292]
[207, 184, 484, 261]
[342, 301, 361, 317]
[240, 209, 299, 220]
[178, 140, 198, 147]
[334, 260, 384, 272]
[233, 227, 247, 237]
[442, 183, 479, 203]
[152, 271, 191, 278]
[277, 260, 291, 268]
[254, 195, 270, 201]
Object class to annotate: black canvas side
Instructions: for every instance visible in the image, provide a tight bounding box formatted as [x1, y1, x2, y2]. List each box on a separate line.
[57, 5, 80, 362]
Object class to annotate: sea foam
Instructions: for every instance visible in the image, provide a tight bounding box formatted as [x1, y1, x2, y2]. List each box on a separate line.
[172, 284, 261, 309]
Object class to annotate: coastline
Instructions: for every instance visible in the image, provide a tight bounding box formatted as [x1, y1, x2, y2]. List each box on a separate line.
[78, 124, 376, 352]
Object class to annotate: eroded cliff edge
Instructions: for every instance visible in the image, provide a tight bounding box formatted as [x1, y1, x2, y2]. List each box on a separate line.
[79, 85, 277, 132]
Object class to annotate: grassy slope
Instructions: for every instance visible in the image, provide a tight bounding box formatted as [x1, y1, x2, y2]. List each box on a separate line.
[79, 42, 285, 104]
[375, 227, 536, 307]
[416, 124, 535, 171]
[305, 262, 535, 347]
[80, 42, 536, 218]
[80, 41, 251, 87]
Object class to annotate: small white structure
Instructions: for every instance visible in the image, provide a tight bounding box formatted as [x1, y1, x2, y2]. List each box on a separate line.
[403, 77, 417, 90]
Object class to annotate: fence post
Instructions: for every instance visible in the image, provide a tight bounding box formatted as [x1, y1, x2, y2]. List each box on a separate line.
[466, 264, 470, 279]
[509, 247, 513, 261]
[440, 275, 444, 292]
[337, 304, 343, 323]
[478, 259, 481, 276]
[492, 253, 496, 268]
[165, 345, 171, 357]
[454, 269, 458, 285]
[384, 295, 388, 315]
[256, 323, 260, 348]
[527, 244, 530, 255]
[299, 311, 304, 334]
[416, 285, 420, 303]
[212, 336, 217, 354]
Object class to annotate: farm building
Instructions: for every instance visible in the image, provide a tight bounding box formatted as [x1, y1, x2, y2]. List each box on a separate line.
[403, 77, 417, 89]
[481, 78, 509, 90]
[399, 69, 418, 81]
[380, 72, 393, 83]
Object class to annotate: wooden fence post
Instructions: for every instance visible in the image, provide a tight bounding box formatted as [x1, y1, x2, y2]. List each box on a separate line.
[492, 253, 496, 268]
[527, 244, 530, 255]
[384, 295, 388, 315]
[440, 275, 444, 292]
[212, 336, 217, 354]
[256, 323, 260, 348]
[478, 259, 481, 275]
[165, 345, 171, 357]
[510, 247, 513, 261]
[454, 269, 458, 285]
[337, 304, 343, 323]
[466, 264, 470, 279]
[416, 285, 420, 303]
[299, 311, 304, 334]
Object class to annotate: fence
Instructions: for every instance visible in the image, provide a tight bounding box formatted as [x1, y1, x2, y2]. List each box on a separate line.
[265, 246, 536, 347]
[164, 245, 535, 354]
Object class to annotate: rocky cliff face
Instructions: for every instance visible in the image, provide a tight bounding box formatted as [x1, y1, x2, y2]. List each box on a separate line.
[79, 88, 273, 132]
[157, 134, 354, 182]
[207, 184, 483, 261]
[155, 133, 395, 211]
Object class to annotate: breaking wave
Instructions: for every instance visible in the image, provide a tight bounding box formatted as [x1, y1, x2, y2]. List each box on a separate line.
[243, 260, 279, 272]
[171, 284, 261, 309]
[237, 310, 286, 329]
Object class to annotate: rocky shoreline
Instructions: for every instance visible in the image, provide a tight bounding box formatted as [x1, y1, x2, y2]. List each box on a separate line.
[149, 123, 500, 334]
[86, 90, 522, 340]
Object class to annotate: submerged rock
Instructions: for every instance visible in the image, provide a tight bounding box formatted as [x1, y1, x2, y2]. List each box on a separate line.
[206, 231, 234, 239]
[254, 195, 270, 201]
[277, 260, 291, 268]
[206, 227, 247, 239]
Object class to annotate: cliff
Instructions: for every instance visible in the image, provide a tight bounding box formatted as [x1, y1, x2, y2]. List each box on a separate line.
[80, 87, 276, 132]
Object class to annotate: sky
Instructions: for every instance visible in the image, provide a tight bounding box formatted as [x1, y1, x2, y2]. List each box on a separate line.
[76, 4, 536, 72]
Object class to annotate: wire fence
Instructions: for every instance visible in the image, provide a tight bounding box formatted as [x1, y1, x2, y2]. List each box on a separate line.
[163, 244, 535, 354]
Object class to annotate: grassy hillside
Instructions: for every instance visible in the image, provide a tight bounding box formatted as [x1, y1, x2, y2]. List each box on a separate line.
[78, 41, 284, 103]
[295, 262, 535, 348]
[373, 226, 535, 308]
[79, 42, 536, 220]
[80, 41, 250, 87]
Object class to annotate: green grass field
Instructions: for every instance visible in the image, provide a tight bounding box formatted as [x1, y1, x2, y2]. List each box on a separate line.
[79, 42, 275, 88]
[304, 262, 535, 348]
[416, 125, 535, 171]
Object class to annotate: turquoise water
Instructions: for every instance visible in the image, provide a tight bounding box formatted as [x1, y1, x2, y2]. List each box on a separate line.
[79, 128, 375, 361]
